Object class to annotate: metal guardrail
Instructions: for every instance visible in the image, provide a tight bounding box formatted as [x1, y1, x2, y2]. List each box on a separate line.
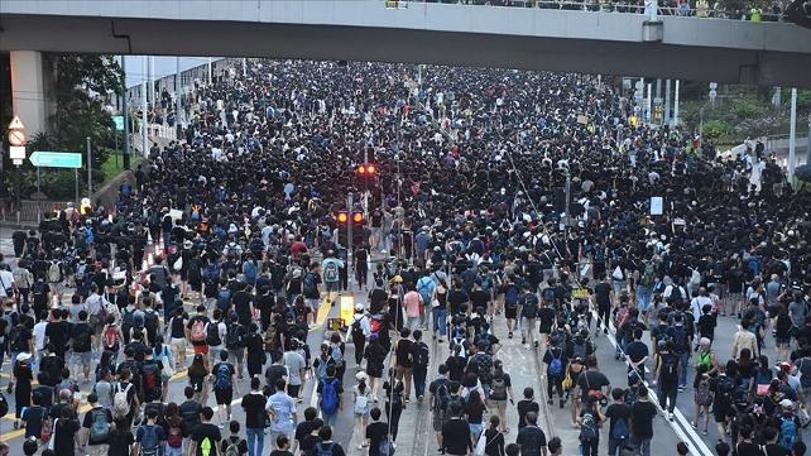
[385, 0, 788, 22]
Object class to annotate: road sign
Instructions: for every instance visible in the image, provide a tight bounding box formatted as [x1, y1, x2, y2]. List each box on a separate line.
[112, 115, 124, 131]
[9, 146, 26, 160]
[8, 129, 25, 146]
[7, 116, 25, 130]
[29, 151, 82, 169]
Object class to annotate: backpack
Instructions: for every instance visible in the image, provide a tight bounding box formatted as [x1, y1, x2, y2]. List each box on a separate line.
[224, 438, 241, 456]
[669, 286, 684, 304]
[542, 287, 556, 303]
[207, 322, 222, 346]
[354, 391, 370, 415]
[113, 383, 132, 418]
[414, 342, 430, 368]
[549, 351, 564, 377]
[191, 319, 207, 343]
[572, 337, 590, 359]
[216, 288, 232, 310]
[204, 263, 220, 282]
[351, 317, 365, 341]
[779, 416, 798, 449]
[48, 262, 62, 283]
[88, 408, 111, 444]
[579, 411, 598, 442]
[165, 419, 182, 448]
[434, 380, 451, 412]
[303, 272, 318, 296]
[139, 424, 160, 456]
[661, 353, 678, 379]
[142, 362, 159, 394]
[323, 261, 339, 283]
[491, 375, 508, 400]
[180, 401, 201, 433]
[40, 415, 53, 442]
[641, 263, 656, 288]
[320, 378, 339, 414]
[330, 345, 344, 369]
[504, 285, 519, 308]
[470, 353, 493, 383]
[242, 261, 257, 283]
[611, 416, 630, 440]
[226, 323, 245, 349]
[213, 363, 233, 391]
[103, 325, 120, 350]
[667, 325, 689, 353]
[315, 442, 335, 456]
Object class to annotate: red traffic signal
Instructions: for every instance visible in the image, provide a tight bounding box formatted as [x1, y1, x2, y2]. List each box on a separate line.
[356, 163, 377, 176]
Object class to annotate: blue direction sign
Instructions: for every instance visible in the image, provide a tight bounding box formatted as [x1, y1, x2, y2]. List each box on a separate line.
[29, 151, 82, 169]
[112, 115, 125, 131]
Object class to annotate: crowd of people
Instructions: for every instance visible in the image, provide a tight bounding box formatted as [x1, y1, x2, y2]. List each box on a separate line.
[0, 58, 809, 456]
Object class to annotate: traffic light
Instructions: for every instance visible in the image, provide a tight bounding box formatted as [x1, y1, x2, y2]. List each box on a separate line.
[356, 163, 377, 177]
[336, 211, 349, 224]
[336, 210, 364, 225]
[352, 211, 364, 224]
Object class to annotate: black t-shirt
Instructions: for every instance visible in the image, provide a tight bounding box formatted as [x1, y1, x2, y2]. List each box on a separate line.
[577, 370, 610, 393]
[537, 307, 556, 333]
[270, 451, 294, 456]
[625, 341, 649, 364]
[108, 430, 135, 456]
[515, 425, 547, 455]
[192, 423, 222, 456]
[366, 421, 389, 456]
[241, 392, 267, 429]
[170, 316, 187, 339]
[442, 418, 471, 455]
[764, 443, 790, 456]
[735, 441, 764, 456]
[46, 320, 70, 350]
[54, 418, 81, 456]
[71, 322, 93, 352]
[469, 289, 490, 310]
[516, 399, 539, 428]
[605, 403, 632, 437]
[594, 282, 612, 307]
[630, 401, 657, 439]
[295, 420, 317, 447]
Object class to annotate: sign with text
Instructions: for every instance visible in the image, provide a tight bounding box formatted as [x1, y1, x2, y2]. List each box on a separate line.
[650, 196, 664, 215]
[30, 151, 82, 168]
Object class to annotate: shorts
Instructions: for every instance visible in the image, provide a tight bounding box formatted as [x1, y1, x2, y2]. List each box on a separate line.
[488, 399, 507, 415]
[214, 387, 233, 405]
[171, 338, 187, 356]
[229, 347, 245, 364]
[714, 405, 732, 423]
[288, 384, 301, 398]
[325, 282, 339, 293]
[505, 306, 517, 320]
[193, 343, 209, 355]
[432, 409, 447, 432]
[72, 351, 92, 365]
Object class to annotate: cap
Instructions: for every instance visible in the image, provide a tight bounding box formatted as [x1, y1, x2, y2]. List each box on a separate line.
[16, 352, 32, 362]
[355, 303, 365, 312]
[355, 371, 368, 382]
[780, 399, 794, 409]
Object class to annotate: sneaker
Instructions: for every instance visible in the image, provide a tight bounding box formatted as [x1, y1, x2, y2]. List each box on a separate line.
[703, 430, 709, 436]
[691, 421, 697, 429]
[522, 337, 526, 345]
[603, 327, 608, 334]
[508, 332, 513, 339]
[534, 341, 539, 348]
[559, 399, 565, 408]
[669, 413, 675, 422]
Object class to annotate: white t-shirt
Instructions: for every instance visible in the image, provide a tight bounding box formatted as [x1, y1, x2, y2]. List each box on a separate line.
[0, 270, 14, 297]
[33, 321, 48, 351]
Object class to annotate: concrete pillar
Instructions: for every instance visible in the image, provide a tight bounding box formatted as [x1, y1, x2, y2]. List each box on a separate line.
[10, 51, 48, 136]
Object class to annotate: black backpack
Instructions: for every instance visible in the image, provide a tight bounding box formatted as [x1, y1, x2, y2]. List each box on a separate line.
[414, 342, 430, 368]
[351, 317, 365, 341]
[206, 322, 222, 346]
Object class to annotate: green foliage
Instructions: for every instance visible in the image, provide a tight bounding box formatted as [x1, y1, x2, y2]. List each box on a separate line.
[9, 54, 125, 199]
[701, 120, 733, 141]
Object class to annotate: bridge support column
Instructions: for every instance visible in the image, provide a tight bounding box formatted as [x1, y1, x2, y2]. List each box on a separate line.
[10, 51, 50, 136]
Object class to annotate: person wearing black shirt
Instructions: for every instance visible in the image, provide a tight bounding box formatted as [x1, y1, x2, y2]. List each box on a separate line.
[189, 407, 222, 456]
[630, 386, 657, 456]
[442, 403, 472, 456]
[313, 426, 346, 456]
[45, 309, 70, 359]
[593, 279, 613, 333]
[270, 435, 294, 456]
[516, 387, 540, 429]
[515, 412, 547, 456]
[53, 407, 81, 456]
[394, 328, 415, 402]
[604, 388, 632, 456]
[220, 421, 249, 455]
[241, 377, 268, 456]
[365, 407, 389, 456]
[71, 311, 94, 381]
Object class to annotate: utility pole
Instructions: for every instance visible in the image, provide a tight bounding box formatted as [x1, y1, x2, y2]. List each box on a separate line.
[175, 56, 182, 137]
[789, 88, 797, 183]
[142, 56, 148, 157]
[208, 57, 213, 85]
[86, 136, 92, 198]
[347, 193, 354, 280]
[664, 79, 672, 125]
[122, 56, 131, 169]
[242, 58, 247, 77]
[673, 80, 681, 126]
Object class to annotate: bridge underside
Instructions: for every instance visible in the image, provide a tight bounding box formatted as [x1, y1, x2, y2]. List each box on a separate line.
[1, 13, 810, 87]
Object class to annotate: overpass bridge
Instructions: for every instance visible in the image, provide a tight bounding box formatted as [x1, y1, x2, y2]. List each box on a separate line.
[2, 0, 810, 132]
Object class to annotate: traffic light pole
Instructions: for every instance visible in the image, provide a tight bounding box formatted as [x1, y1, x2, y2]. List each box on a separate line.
[347, 193, 353, 286]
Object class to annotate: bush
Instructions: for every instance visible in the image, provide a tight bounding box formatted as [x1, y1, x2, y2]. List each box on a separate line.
[702, 120, 733, 141]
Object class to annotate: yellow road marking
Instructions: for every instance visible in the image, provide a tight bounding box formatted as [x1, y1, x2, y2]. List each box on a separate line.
[316, 298, 333, 325]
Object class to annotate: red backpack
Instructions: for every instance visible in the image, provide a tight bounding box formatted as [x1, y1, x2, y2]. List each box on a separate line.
[103, 325, 119, 349]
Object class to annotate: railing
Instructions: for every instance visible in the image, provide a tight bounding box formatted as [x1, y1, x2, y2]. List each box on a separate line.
[386, 0, 789, 22]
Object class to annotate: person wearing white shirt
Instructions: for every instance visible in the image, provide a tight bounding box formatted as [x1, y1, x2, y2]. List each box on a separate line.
[0, 268, 14, 299]
[689, 288, 713, 323]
